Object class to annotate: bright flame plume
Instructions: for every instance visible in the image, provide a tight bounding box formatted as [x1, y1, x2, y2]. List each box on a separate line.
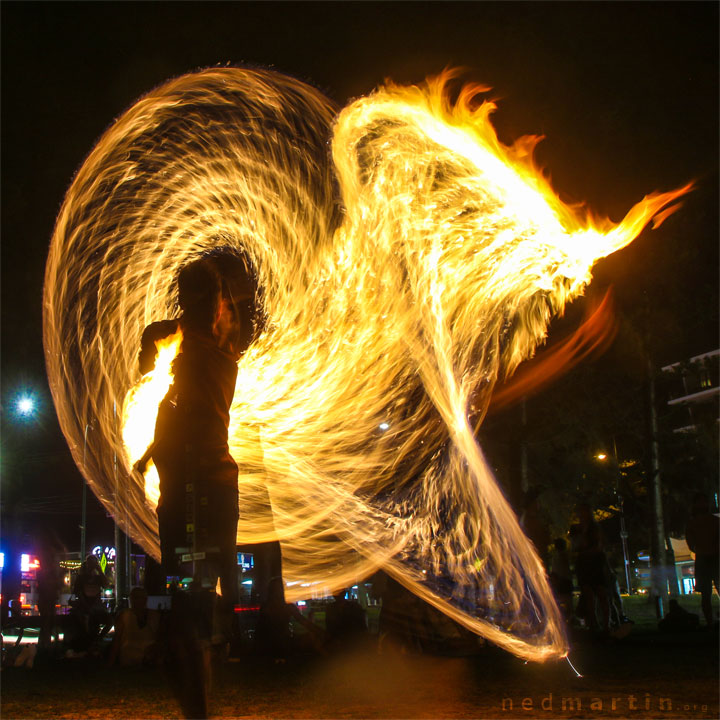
[43, 68, 690, 662]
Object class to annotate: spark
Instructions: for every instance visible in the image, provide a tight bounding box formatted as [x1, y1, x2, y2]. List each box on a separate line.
[566, 655, 584, 678]
[43, 68, 690, 662]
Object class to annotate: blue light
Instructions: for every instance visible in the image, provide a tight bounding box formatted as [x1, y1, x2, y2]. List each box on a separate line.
[16, 395, 35, 417]
[12, 390, 41, 422]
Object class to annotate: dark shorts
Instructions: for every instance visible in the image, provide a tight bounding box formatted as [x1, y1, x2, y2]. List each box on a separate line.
[155, 450, 239, 605]
[695, 554, 720, 594]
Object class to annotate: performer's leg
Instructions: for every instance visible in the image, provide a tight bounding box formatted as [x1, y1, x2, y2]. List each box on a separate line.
[157, 499, 184, 586]
[249, 483, 283, 606]
[253, 541, 283, 606]
[155, 453, 186, 589]
[215, 485, 239, 612]
[144, 555, 165, 595]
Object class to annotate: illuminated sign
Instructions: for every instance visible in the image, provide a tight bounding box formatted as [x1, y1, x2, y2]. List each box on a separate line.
[237, 552, 254, 570]
[92, 545, 116, 574]
[20, 554, 40, 573]
[92, 546, 116, 560]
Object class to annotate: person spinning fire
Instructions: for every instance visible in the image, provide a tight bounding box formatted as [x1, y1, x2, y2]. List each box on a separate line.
[135, 255, 256, 615]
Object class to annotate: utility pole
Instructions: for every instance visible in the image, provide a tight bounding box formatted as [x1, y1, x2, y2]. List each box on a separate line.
[81, 423, 89, 561]
[112, 401, 128, 609]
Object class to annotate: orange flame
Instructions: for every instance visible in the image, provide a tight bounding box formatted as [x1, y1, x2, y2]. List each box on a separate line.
[121, 329, 182, 506]
[488, 290, 617, 414]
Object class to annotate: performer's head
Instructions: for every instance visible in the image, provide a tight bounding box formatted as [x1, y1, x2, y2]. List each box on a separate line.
[206, 249, 262, 355]
[177, 259, 222, 334]
[177, 251, 261, 352]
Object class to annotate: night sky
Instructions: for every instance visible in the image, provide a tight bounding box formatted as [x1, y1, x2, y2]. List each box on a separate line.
[2, 2, 717, 553]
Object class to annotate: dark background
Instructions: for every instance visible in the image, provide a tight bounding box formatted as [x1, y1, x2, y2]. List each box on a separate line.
[2, 1, 717, 555]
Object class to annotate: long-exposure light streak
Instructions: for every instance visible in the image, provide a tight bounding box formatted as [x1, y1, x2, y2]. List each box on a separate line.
[44, 68, 690, 662]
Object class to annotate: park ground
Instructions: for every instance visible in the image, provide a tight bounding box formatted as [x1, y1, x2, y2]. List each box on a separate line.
[1, 596, 718, 720]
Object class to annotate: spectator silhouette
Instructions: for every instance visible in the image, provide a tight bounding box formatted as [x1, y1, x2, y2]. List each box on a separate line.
[108, 587, 160, 666]
[658, 598, 700, 633]
[574, 503, 610, 633]
[549, 538, 573, 620]
[255, 577, 320, 660]
[36, 528, 66, 648]
[324, 589, 368, 651]
[520, 488, 551, 568]
[70, 554, 112, 651]
[373, 571, 424, 654]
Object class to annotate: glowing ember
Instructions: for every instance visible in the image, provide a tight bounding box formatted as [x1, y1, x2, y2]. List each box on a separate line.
[43, 68, 690, 662]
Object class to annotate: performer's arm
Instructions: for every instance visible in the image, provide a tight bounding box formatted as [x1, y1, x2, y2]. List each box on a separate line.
[134, 443, 156, 475]
[138, 319, 179, 375]
[134, 319, 178, 472]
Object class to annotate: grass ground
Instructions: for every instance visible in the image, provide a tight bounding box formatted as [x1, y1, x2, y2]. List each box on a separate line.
[2, 594, 717, 719]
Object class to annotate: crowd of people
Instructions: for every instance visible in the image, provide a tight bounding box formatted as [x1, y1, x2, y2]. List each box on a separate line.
[13, 484, 715, 671]
[524, 489, 719, 639]
[544, 502, 633, 637]
[3, 554, 376, 669]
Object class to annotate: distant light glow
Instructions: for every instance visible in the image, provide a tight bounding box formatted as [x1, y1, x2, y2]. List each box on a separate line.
[16, 395, 35, 417]
[378, 422, 390, 431]
[596, 453, 608, 461]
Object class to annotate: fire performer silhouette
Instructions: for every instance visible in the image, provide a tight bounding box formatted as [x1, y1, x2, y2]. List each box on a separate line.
[136, 257, 248, 608]
[135, 254, 262, 716]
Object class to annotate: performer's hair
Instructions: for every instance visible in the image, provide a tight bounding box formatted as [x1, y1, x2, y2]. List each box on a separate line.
[206, 248, 263, 353]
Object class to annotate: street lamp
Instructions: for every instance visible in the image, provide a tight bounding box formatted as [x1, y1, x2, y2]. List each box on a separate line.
[13, 392, 38, 420]
[16, 396, 35, 416]
[596, 446, 633, 595]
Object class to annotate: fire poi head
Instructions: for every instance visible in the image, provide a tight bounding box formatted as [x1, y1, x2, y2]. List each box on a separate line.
[43, 68, 690, 661]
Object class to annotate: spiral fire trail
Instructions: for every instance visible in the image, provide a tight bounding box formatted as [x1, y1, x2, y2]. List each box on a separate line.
[44, 68, 690, 661]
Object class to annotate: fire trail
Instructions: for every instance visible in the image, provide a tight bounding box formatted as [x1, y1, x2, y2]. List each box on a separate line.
[43, 68, 690, 662]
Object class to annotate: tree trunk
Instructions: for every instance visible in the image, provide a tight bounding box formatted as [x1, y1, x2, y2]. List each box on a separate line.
[647, 356, 668, 617]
